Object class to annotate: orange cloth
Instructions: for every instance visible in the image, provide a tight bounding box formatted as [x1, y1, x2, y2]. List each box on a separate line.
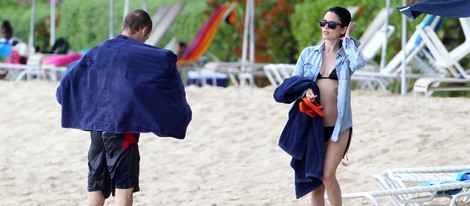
[299, 98, 324, 118]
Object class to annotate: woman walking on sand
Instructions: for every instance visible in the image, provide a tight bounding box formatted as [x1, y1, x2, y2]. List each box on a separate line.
[275, 6, 366, 206]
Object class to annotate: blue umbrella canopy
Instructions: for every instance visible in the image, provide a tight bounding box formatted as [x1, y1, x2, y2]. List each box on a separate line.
[398, 0, 470, 19]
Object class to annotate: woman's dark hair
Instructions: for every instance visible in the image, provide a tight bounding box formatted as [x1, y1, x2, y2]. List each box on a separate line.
[122, 9, 153, 35]
[326, 6, 351, 27]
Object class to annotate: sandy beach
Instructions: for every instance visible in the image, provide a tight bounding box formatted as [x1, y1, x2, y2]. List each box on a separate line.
[0, 81, 469, 206]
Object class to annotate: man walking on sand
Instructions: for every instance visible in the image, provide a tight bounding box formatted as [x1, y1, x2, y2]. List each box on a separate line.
[56, 9, 192, 206]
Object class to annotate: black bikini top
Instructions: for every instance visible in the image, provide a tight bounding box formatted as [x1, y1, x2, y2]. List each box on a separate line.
[318, 68, 338, 80]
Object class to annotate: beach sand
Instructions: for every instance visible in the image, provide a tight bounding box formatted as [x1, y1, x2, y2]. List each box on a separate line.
[0, 81, 469, 205]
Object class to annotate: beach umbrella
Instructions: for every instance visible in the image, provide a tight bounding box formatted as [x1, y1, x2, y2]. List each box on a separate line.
[398, 0, 470, 19]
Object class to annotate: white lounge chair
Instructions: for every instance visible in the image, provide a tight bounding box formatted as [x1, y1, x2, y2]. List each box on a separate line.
[339, 165, 470, 206]
[0, 62, 37, 80]
[145, 3, 186, 46]
[0, 53, 44, 81]
[358, 8, 393, 51]
[352, 15, 445, 91]
[412, 17, 470, 110]
[263, 64, 295, 87]
[0, 53, 73, 81]
[341, 181, 470, 206]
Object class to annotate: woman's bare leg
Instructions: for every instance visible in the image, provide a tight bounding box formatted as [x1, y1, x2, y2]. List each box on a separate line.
[310, 184, 325, 206]
[323, 130, 350, 206]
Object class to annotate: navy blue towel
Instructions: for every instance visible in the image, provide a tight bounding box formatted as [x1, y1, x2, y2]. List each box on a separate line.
[274, 76, 325, 198]
[56, 35, 192, 139]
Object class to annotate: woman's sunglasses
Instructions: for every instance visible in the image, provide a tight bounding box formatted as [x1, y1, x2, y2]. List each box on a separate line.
[319, 20, 343, 29]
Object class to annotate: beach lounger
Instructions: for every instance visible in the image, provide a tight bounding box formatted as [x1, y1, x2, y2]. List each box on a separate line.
[358, 7, 395, 73]
[0, 62, 37, 80]
[341, 181, 470, 206]
[0, 53, 79, 81]
[339, 165, 470, 206]
[0, 53, 44, 81]
[412, 17, 470, 110]
[263, 64, 295, 87]
[352, 15, 444, 91]
[146, 3, 186, 46]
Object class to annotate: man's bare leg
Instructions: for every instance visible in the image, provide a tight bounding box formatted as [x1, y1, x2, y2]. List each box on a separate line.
[115, 188, 134, 206]
[88, 191, 105, 206]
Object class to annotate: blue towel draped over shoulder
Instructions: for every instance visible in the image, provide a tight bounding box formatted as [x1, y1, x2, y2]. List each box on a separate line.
[56, 35, 192, 139]
[274, 76, 325, 199]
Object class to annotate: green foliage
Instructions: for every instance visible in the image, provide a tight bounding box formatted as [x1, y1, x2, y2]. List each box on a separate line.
[1, 1, 470, 96]
[0, 0, 208, 52]
[57, 0, 200, 51]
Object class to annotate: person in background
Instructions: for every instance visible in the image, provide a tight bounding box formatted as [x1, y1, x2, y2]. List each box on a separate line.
[1, 20, 20, 45]
[1, 20, 21, 63]
[175, 41, 187, 57]
[1, 20, 33, 64]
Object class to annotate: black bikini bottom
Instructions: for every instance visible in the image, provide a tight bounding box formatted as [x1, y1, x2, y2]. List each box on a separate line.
[324, 126, 352, 158]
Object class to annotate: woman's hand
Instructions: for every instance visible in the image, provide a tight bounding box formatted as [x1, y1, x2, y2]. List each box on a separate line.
[305, 88, 317, 101]
[345, 21, 356, 38]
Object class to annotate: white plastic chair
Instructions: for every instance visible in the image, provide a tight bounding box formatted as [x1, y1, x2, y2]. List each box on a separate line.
[412, 17, 470, 110]
[373, 165, 470, 205]
[0, 53, 44, 81]
[341, 181, 470, 206]
[263, 64, 295, 87]
[339, 165, 470, 206]
[353, 15, 444, 91]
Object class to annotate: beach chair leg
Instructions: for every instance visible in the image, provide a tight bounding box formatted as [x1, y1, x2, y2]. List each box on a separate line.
[341, 192, 382, 206]
[450, 191, 470, 206]
[364, 193, 382, 206]
[227, 68, 239, 87]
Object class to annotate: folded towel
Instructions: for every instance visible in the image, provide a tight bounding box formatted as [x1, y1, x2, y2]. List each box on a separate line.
[417, 170, 470, 195]
[418, 181, 462, 195]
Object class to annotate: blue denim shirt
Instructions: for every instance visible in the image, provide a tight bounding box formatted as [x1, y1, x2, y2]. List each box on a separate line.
[291, 37, 366, 142]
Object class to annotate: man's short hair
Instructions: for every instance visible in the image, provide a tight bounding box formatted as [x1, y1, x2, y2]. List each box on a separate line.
[122, 9, 152, 35]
